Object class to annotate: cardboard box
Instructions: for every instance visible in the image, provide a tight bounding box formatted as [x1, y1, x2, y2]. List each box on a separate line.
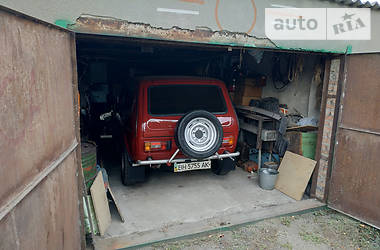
[235, 78, 262, 101]
[243, 78, 258, 87]
[234, 96, 260, 106]
[233, 78, 264, 106]
[238, 85, 262, 97]
[244, 76, 267, 87]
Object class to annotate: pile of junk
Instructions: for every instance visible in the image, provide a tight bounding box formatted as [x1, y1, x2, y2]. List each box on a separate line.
[78, 83, 127, 238]
[232, 78, 319, 200]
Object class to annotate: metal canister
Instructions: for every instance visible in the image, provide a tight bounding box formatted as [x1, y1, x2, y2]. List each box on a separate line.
[81, 141, 97, 189]
[263, 161, 279, 170]
[259, 168, 279, 190]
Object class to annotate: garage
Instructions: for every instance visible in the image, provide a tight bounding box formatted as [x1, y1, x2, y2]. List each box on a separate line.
[1, 1, 380, 249]
[75, 34, 327, 248]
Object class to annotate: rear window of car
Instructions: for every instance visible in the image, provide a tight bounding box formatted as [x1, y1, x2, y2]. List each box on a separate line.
[148, 84, 227, 115]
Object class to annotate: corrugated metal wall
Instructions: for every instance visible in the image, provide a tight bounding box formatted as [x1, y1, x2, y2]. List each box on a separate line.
[0, 7, 82, 249]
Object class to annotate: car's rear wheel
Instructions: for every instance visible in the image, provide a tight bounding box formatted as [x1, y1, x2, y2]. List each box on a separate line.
[121, 148, 146, 186]
[175, 110, 223, 159]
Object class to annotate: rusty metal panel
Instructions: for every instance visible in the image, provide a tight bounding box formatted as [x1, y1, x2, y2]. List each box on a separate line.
[329, 130, 380, 227]
[0, 6, 81, 249]
[340, 54, 380, 132]
[0, 154, 81, 250]
[0, 7, 75, 208]
[328, 54, 380, 229]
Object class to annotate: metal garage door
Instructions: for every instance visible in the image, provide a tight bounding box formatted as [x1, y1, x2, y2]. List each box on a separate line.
[328, 54, 380, 229]
[0, 6, 82, 249]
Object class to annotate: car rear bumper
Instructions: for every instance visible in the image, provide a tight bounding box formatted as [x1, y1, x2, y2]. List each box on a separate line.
[132, 151, 240, 167]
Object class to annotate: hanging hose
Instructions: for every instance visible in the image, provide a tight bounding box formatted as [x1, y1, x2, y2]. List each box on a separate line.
[272, 54, 299, 90]
[272, 55, 290, 90]
[287, 55, 297, 82]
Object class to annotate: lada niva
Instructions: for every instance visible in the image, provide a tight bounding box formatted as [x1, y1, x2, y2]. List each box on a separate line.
[121, 76, 240, 185]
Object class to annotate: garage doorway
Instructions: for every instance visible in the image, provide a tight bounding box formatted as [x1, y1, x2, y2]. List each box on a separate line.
[76, 34, 326, 248]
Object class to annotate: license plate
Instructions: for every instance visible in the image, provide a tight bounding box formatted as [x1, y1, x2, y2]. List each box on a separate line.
[174, 160, 211, 172]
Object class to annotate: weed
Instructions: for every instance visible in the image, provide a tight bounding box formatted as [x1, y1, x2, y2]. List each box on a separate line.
[280, 242, 293, 250]
[355, 223, 380, 249]
[299, 231, 327, 244]
[281, 215, 297, 227]
[145, 209, 380, 250]
[281, 217, 292, 227]
[312, 209, 328, 217]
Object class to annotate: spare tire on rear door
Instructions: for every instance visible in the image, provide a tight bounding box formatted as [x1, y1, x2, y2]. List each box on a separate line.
[175, 110, 223, 159]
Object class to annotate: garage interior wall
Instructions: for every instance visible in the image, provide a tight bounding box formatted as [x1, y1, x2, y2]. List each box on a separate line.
[246, 52, 323, 120]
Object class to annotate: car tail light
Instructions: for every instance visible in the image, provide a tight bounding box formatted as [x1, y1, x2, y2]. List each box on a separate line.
[222, 136, 234, 146]
[144, 141, 171, 152]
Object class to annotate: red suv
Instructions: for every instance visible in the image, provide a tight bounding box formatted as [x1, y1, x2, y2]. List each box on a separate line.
[121, 76, 240, 185]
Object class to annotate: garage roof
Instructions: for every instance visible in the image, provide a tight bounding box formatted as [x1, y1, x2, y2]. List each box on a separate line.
[330, 0, 380, 8]
[1, 0, 380, 53]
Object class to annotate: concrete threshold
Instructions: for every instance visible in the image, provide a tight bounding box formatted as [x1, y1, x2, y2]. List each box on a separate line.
[92, 164, 325, 249]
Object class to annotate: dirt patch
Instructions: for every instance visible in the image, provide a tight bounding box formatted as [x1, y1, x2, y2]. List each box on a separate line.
[142, 208, 380, 250]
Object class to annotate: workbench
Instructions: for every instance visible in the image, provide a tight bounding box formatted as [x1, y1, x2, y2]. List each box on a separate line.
[236, 106, 278, 169]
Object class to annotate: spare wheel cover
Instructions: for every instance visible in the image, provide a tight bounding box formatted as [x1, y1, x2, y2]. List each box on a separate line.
[176, 110, 223, 159]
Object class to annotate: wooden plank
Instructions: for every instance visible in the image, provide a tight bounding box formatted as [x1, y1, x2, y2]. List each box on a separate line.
[286, 125, 318, 132]
[237, 111, 272, 121]
[108, 186, 125, 223]
[90, 171, 111, 236]
[275, 151, 317, 201]
[236, 105, 281, 120]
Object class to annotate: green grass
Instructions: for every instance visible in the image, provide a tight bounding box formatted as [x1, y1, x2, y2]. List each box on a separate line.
[141, 208, 380, 250]
[280, 216, 297, 227]
[280, 242, 293, 250]
[299, 231, 327, 244]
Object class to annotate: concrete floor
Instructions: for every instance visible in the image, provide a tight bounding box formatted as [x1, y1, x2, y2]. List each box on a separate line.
[94, 163, 323, 249]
